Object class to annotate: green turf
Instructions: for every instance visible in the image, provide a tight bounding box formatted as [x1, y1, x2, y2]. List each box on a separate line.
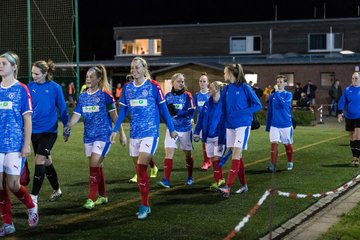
[8, 123, 359, 239]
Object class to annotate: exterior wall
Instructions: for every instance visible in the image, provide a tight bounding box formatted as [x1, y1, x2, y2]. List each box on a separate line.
[114, 18, 360, 57]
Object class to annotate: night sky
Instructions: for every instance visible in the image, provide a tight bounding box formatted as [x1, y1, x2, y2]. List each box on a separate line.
[78, 0, 360, 61]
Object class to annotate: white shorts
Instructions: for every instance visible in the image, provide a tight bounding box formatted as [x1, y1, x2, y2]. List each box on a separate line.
[85, 141, 111, 158]
[164, 129, 192, 151]
[0, 152, 25, 175]
[205, 137, 225, 158]
[269, 126, 293, 144]
[129, 137, 159, 157]
[226, 126, 251, 150]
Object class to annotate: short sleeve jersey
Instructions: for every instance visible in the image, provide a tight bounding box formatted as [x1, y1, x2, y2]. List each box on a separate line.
[74, 89, 115, 143]
[165, 91, 194, 132]
[0, 81, 32, 152]
[120, 79, 165, 139]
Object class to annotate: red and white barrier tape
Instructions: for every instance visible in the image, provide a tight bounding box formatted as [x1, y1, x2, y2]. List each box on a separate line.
[225, 174, 360, 240]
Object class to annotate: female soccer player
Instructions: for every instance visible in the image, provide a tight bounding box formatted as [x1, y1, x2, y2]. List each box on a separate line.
[193, 73, 211, 170]
[64, 65, 126, 210]
[266, 75, 294, 172]
[338, 72, 360, 166]
[194, 81, 226, 190]
[218, 64, 262, 198]
[111, 57, 176, 220]
[158, 73, 195, 188]
[0, 52, 39, 236]
[27, 60, 69, 204]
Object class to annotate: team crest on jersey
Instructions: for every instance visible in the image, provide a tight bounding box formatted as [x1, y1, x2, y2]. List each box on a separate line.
[82, 105, 100, 113]
[95, 97, 100, 103]
[0, 101, 13, 109]
[142, 89, 148, 97]
[45, 89, 49, 93]
[8, 93, 15, 99]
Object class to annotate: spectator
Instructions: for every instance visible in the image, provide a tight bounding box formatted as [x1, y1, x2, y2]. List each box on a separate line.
[303, 80, 317, 105]
[263, 84, 274, 102]
[68, 82, 76, 107]
[328, 79, 342, 117]
[293, 82, 302, 106]
[297, 92, 311, 109]
[252, 83, 263, 100]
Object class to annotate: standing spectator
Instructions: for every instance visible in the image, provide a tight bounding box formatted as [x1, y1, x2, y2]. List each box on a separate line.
[64, 65, 127, 210]
[338, 72, 360, 167]
[329, 79, 342, 117]
[252, 83, 263, 100]
[193, 72, 211, 171]
[115, 83, 122, 102]
[68, 82, 76, 107]
[303, 80, 317, 105]
[158, 73, 195, 188]
[218, 64, 262, 198]
[263, 84, 274, 103]
[0, 52, 39, 236]
[27, 60, 69, 205]
[266, 75, 294, 172]
[111, 57, 176, 219]
[293, 82, 302, 106]
[193, 81, 226, 190]
[61, 82, 67, 101]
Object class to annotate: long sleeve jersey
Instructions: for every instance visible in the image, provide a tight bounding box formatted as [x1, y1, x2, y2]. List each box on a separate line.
[27, 81, 69, 134]
[221, 83, 262, 129]
[193, 90, 210, 122]
[266, 90, 293, 131]
[338, 85, 360, 119]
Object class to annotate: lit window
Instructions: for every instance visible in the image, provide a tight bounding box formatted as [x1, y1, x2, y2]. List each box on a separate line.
[279, 73, 295, 87]
[308, 33, 343, 52]
[230, 36, 261, 54]
[320, 72, 335, 86]
[116, 39, 162, 56]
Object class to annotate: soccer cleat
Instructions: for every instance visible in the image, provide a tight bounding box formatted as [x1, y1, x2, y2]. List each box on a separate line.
[235, 185, 249, 194]
[28, 203, 39, 227]
[157, 178, 171, 188]
[219, 186, 231, 198]
[129, 174, 138, 183]
[94, 196, 108, 206]
[287, 162, 294, 171]
[185, 177, 193, 186]
[49, 188, 62, 202]
[150, 166, 158, 178]
[0, 223, 16, 237]
[83, 199, 95, 210]
[201, 162, 210, 171]
[210, 182, 219, 190]
[218, 178, 226, 187]
[267, 163, 276, 173]
[351, 158, 359, 167]
[137, 205, 151, 220]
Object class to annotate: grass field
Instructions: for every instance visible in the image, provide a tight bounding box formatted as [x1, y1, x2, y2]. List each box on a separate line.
[6, 121, 360, 240]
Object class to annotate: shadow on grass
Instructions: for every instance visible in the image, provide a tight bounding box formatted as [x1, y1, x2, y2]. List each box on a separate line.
[321, 163, 353, 168]
[246, 169, 287, 174]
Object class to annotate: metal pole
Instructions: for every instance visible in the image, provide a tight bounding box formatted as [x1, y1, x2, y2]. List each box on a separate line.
[27, 0, 32, 82]
[74, 0, 80, 97]
[317, 104, 324, 124]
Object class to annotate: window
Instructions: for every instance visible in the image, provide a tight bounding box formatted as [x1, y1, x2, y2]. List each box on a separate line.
[116, 39, 162, 56]
[320, 72, 335, 86]
[230, 36, 261, 54]
[308, 33, 343, 52]
[279, 72, 295, 87]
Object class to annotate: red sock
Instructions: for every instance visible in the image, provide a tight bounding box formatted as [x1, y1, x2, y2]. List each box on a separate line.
[14, 185, 35, 209]
[212, 160, 221, 183]
[89, 167, 100, 200]
[149, 158, 155, 168]
[164, 158, 173, 181]
[98, 167, 106, 197]
[271, 143, 278, 165]
[137, 164, 149, 206]
[226, 160, 241, 188]
[0, 188, 12, 224]
[186, 157, 194, 178]
[285, 144, 293, 162]
[238, 158, 247, 186]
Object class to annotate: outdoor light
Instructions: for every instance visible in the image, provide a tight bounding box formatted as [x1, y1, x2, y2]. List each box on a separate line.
[340, 50, 355, 55]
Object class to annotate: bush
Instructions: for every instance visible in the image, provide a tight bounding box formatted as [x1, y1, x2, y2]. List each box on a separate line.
[255, 108, 314, 126]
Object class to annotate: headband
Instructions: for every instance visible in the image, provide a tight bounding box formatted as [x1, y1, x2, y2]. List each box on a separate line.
[1, 53, 17, 65]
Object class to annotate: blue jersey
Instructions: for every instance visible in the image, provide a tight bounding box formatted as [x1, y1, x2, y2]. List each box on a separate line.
[165, 90, 195, 132]
[338, 85, 360, 119]
[0, 81, 32, 152]
[119, 79, 173, 138]
[74, 89, 115, 143]
[28, 81, 69, 134]
[221, 83, 262, 129]
[266, 90, 293, 131]
[194, 97, 226, 144]
[193, 90, 210, 121]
